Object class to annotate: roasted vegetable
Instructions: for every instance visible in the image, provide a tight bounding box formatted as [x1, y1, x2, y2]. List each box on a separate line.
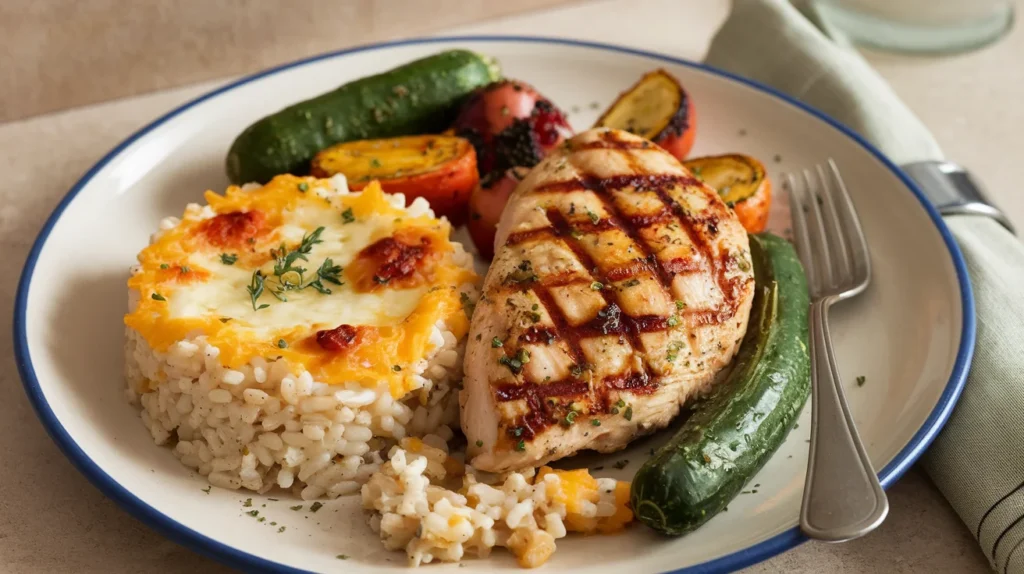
[631, 232, 810, 536]
[226, 50, 500, 185]
[310, 135, 478, 224]
[451, 80, 571, 184]
[684, 154, 772, 233]
[467, 166, 530, 259]
[593, 69, 697, 160]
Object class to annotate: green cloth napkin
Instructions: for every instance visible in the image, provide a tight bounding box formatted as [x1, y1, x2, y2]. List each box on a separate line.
[706, 1, 1024, 571]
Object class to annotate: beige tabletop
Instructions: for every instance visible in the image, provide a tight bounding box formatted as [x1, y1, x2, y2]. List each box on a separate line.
[3, 0, 1019, 571]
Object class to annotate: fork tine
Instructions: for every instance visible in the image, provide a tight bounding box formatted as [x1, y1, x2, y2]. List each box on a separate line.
[815, 163, 853, 286]
[786, 172, 819, 294]
[803, 168, 834, 292]
[827, 159, 871, 284]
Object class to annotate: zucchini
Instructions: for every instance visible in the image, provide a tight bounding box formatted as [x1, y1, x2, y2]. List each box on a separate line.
[226, 50, 500, 185]
[630, 232, 810, 535]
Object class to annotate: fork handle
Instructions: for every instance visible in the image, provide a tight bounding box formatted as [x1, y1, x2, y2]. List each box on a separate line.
[800, 299, 889, 542]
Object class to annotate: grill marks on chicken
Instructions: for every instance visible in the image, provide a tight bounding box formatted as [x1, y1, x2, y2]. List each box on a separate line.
[462, 128, 754, 471]
[495, 176, 737, 431]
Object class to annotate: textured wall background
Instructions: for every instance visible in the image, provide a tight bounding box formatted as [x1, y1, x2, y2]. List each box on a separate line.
[0, 0, 584, 123]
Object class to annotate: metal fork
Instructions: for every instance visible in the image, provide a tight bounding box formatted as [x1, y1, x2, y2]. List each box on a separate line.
[786, 159, 889, 542]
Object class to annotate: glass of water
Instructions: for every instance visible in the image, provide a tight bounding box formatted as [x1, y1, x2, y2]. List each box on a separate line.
[813, 0, 1015, 53]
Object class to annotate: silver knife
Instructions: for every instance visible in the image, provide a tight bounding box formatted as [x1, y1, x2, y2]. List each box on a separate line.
[902, 161, 1015, 234]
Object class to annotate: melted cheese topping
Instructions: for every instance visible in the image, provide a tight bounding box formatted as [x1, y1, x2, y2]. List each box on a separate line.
[125, 175, 478, 397]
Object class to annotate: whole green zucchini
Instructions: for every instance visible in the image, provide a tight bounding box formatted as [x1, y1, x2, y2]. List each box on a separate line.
[631, 232, 810, 535]
[226, 49, 501, 184]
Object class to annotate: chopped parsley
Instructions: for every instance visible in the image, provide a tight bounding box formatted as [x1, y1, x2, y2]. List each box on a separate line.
[514, 439, 526, 452]
[310, 501, 324, 513]
[612, 459, 629, 470]
[504, 260, 538, 285]
[591, 419, 601, 427]
[243, 498, 253, 507]
[297, 182, 309, 192]
[856, 376, 866, 387]
[622, 278, 641, 288]
[590, 281, 604, 291]
[159, 263, 169, 269]
[562, 411, 578, 426]
[336, 555, 349, 560]
[475, 440, 483, 447]
[392, 365, 402, 372]
[220, 253, 238, 265]
[290, 505, 303, 511]
[341, 208, 356, 224]
[675, 300, 687, 310]
[667, 315, 680, 327]
[277, 339, 288, 349]
[491, 337, 503, 348]
[624, 405, 633, 421]
[179, 265, 190, 274]
[369, 158, 382, 168]
[247, 510, 259, 517]
[586, 209, 600, 224]
[151, 293, 166, 302]
[278, 526, 286, 533]
[498, 348, 530, 374]
[202, 486, 211, 494]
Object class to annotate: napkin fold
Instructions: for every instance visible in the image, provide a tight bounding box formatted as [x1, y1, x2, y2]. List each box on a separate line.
[706, 1, 1024, 571]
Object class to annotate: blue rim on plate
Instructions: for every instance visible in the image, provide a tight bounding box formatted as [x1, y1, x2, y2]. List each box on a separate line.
[13, 35, 975, 574]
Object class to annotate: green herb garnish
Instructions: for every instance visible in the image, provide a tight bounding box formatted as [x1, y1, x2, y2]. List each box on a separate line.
[586, 209, 600, 224]
[491, 337, 503, 348]
[514, 440, 526, 452]
[220, 253, 238, 265]
[591, 419, 601, 427]
[856, 376, 866, 387]
[151, 293, 166, 302]
[590, 281, 604, 291]
[277, 339, 288, 349]
[310, 501, 323, 513]
[341, 208, 355, 224]
[159, 263, 169, 269]
[247, 270, 270, 310]
[498, 348, 530, 374]
[297, 182, 309, 192]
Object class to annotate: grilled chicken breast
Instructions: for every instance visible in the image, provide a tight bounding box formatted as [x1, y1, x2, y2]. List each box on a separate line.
[460, 128, 756, 473]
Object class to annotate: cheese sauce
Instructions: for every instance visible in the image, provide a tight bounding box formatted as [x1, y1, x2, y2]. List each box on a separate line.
[125, 175, 478, 397]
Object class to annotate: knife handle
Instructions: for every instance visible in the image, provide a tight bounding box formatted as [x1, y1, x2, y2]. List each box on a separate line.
[902, 160, 1015, 234]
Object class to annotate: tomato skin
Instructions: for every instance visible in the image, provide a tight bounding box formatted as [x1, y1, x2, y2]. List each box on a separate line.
[467, 167, 530, 260]
[452, 80, 571, 181]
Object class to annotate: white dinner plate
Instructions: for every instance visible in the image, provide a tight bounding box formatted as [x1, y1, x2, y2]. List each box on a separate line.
[14, 37, 974, 573]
